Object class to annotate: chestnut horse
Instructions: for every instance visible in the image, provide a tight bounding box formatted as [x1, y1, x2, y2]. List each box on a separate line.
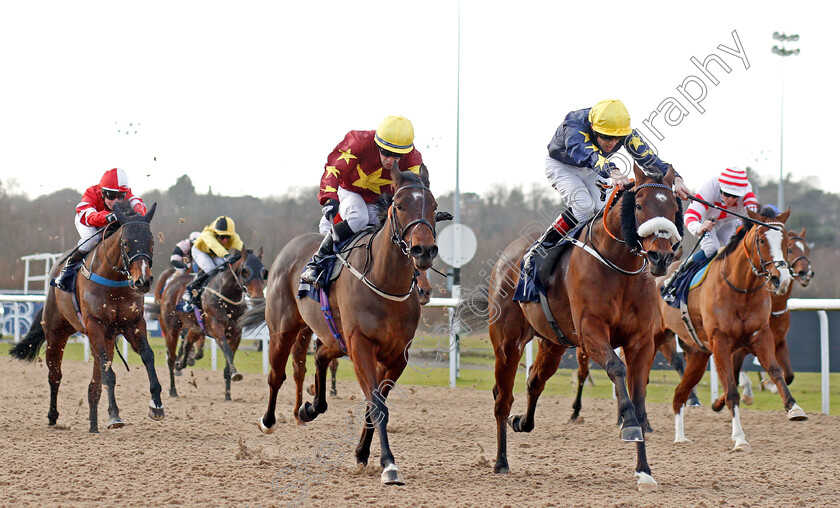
[488, 165, 681, 491]
[712, 227, 813, 408]
[656, 208, 807, 452]
[157, 248, 266, 400]
[241, 167, 437, 485]
[10, 202, 163, 432]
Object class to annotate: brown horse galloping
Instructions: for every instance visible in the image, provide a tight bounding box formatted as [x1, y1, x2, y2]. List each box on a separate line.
[657, 208, 806, 452]
[241, 167, 437, 485]
[157, 248, 266, 400]
[488, 165, 681, 491]
[10, 201, 163, 433]
[712, 226, 814, 408]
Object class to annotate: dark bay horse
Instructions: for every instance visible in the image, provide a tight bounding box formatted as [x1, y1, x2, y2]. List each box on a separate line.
[712, 226, 814, 407]
[241, 167, 437, 485]
[488, 165, 681, 491]
[157, 249, 266, 400]
[656, 208, 806, 452]
[10, 202, 163, 433]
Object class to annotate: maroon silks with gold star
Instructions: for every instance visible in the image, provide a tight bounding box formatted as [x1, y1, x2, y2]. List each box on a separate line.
[317, 130, 423, 205]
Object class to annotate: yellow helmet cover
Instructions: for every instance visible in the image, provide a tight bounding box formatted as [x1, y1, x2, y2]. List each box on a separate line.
[374, 115, 415, 154]
[588, 100, 632, 137]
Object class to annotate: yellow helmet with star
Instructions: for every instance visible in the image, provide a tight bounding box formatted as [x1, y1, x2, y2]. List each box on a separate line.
[374, 115, 415, 154]
[588, 100, 632, 137]
[210, 216, 236, 236]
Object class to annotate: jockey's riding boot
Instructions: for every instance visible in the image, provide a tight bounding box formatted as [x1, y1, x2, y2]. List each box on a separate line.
[53, 249, 86, 292]
[182, 271, 210, 308]
[661, 251, 706, 301]
[522, 212, 577, 274]
[301, 221, 354, 288]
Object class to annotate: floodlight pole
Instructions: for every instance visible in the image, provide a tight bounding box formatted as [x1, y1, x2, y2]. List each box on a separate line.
[771, 32, 800, 210]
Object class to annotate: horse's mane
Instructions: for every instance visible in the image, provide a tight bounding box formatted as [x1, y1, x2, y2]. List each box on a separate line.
[618, 172, 684, 249]
[719, 205, 777, 259]
[113, 200, 138, 217]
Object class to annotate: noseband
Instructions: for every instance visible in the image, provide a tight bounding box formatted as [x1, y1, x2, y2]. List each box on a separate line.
[787, 235, 812, 282]
[389, 184, 436, 255]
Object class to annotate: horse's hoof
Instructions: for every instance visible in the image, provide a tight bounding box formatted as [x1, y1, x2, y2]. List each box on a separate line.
[174, 361, 185, 371]
[330, 389, 338, 397]
[187, 357, 196, 367]
[89, 427, 99, 434]
[148, 407, 165, 421]
[569, 416, 585, 424]
[620, 425, 644, 442]
[635, 472, 658, 492]
[107, 417, 125, 430]
[173, 370, 183, 377]
[231, 372, 244, 382]
[298, 402, 319, 423]
[787, 404, 808, 421]
[687, 398, 702, 407]
[381, 464, 405, 486]
[742, 395, 754, 405]
[169, 389, 179, 398]
[194, 349, 204, 360]
[307, 384, 316, 396]
[493, 462, 509, 474]
[258, 417, 278, 434]
[731, 441, 751, 452]
[674, 437, 692, 444]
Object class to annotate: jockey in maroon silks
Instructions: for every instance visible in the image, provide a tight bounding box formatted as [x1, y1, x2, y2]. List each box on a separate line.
[53, 168, 147, 291]
[301, 115, 424, 288]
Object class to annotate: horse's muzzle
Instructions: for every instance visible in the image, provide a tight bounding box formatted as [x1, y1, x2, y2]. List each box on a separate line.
[646, 250, 673, 277]
[410, 244, 438, 270]
[133, 275, 152, 293]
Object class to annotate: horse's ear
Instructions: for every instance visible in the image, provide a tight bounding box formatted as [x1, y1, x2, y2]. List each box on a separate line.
[113, 203, 128, 224]
[800, 227, 807, 237]
[632, 163, 644, 183]
[258, 247, 264, 260]
[778, 207, 791, 223]
[663, 165, 676, 187]
[418, 163, 430, 188]
[747, 209, 761, 222]
[142, 203, 157, 223]
[390, 165, 404, 190]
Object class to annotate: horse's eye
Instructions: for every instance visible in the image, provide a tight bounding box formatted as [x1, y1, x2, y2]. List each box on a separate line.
[635, 204, 642, 211]
[759, 239, 765, 245]
[396, 204, 404, 211]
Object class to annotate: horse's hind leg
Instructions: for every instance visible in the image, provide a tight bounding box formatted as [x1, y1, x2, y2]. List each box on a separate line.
[259, 327, 302, 434]
[750, 326, 807, 421]
[207, 321, 242, 384]
[661, 334, 701, 407]
[291, 331, 312, 424]
[570, 348, 589, 423]
[672, 348, 710, 444]
[162, 320, 183, 398]
[221, 331, 244, 401]
[44, 328, 72, 426]
[491, 328, 529, 474]
[329, 358, 339, 396]
[713, 349, 749, 410]
[510, 338, 565, 432]
[298, 339, 337, 423]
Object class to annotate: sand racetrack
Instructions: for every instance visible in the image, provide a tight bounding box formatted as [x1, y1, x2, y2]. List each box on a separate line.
[2, 357, 839, 507]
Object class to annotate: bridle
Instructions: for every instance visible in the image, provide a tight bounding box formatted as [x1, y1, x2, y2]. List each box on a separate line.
[389, 184, 436, 255]
[787, 234, 813, 283]
[723, 221, 788, 293]
[88, 222, 153, 287]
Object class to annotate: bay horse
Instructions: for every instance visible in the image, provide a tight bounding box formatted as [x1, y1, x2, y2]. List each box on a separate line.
[10, 201, 163, 433]
[153, 267, 205, 369]
[712, 226, 813, 408]
[241, 167, 437, 485]
[157, 248, 266, 400]
[488, 165, 681, 491]
[656, 207, 807, 452]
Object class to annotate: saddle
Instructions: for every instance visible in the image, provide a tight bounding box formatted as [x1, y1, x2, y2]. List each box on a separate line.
[660, 254, 715, 309]
[514, 223, 586, 303]
[298, 226, 377, 301]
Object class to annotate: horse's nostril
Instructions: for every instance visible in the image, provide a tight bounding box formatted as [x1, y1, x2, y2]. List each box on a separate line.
[648, 251, 660, 263]
[429, 246, 439, 259]
[410, 245, 424, 258]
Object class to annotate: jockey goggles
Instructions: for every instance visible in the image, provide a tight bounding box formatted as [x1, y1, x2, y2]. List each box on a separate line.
[102, 189, 126, 200]
[720, 190, 739, 199]
[379, 147, 403, 159]
[596, 132, 624, 142]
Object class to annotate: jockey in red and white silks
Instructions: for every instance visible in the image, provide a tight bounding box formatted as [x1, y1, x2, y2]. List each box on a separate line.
[75, 168, 147, 253]
[684, 167, 759, 257]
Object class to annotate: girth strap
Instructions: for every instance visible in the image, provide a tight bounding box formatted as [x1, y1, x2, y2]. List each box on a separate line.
[80, 264, 133, 287]
[538, 293, 575, 348]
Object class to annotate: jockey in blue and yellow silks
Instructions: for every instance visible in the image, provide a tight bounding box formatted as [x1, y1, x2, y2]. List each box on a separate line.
[523, 99, 691, 271]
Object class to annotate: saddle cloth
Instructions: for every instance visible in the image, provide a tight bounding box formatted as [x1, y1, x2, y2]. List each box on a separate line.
[513, 223, 585, 303]
[660, 255, 715, 309]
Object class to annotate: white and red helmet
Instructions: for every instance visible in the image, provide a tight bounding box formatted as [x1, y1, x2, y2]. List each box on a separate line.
[99, 168, 130, 192]
[718, 167, 749, 197]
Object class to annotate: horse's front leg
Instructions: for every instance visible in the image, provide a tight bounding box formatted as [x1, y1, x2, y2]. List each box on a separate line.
[349, 335, 404, 485]
[750, 325, 807, 422]
[355, 359, 408, 469]
[623, 334, 657, 492]
[123, 319, 165, 421]
[671, 346, 710, 444]
[710, 332, 749, 451]
[510, 338, 565, 432]
[582, 319, 642, 442]
[208, 320, 242, 384]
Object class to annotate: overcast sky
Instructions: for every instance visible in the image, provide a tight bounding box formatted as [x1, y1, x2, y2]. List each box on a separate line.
[1, 1, 835, 207]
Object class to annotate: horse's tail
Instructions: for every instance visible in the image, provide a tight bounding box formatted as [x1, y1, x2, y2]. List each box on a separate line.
[146, 302, 161, 322]
[240, 299, 267, 332]
[9, 308, 47, 362]
[454, 284, 493, 333]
